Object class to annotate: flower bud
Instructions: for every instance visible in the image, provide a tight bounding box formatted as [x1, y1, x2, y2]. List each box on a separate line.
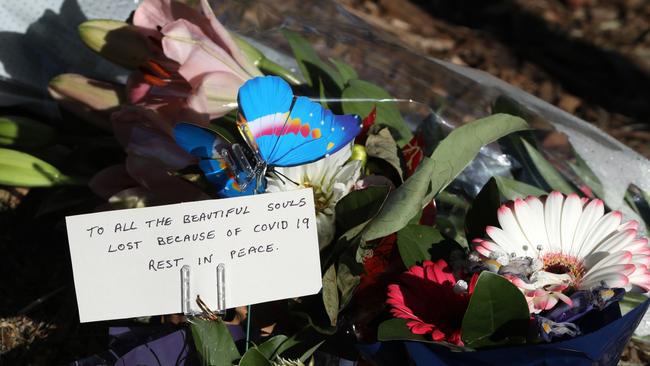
[78, 20, 155, 69]
[0, 116, 56, 147]
[48, 73, 124, 131]
[350, 144, 367, 167]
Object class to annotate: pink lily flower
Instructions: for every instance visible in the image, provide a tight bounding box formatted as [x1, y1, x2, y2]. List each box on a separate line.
[130, 0, 261, 121]
[89, 105, 207, 205]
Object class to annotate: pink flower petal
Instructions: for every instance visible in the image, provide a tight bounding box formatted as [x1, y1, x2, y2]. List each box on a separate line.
[554, 291, 573, 307]
[133, 0, 200, 32]
[474, 244, 491, 257]
[199, 0, 262, 77]
[126, 72, 153, 104]
[407, 321, 433, 335]
[112, 105, 175, 137]
[89, 164, 137, 199]
[111, 107, 196, 170]
[629, 265, 650, 292]
[125, 155, 210, 204]
[187, 71, 243, 118]
[161, 19, 250, 83]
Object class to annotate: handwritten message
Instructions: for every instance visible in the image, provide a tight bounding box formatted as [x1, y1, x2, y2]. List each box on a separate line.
[66, 188, 321, 322]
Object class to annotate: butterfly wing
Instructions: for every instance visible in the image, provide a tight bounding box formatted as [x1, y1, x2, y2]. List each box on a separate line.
[236, 76, 293, 163]
[173, 122, 225, 159]
[238, 76, 362, 167]
[219, 175, 266, 198]
[268, 96, 361, 166]
[173, 122, 253, 195]
[173, 123, 230, 186]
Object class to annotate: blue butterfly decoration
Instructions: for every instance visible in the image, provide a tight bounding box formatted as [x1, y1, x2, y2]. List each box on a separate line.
[173, 75, 362, 197]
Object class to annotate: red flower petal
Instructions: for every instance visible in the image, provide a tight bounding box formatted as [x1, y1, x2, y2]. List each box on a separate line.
[402, 133, 425, 177]
[385, 259, 471, 346]
[354, 106, 377, 145]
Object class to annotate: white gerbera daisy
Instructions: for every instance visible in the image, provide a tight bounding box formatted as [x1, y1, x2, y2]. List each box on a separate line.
[266, 144, 361, 249]
[473, 192, 650, 296]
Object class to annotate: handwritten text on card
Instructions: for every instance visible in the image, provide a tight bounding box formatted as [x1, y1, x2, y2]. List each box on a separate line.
[66, 189, 321, 322]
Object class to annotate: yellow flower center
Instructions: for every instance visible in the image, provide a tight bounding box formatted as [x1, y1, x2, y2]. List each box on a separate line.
[542, 252, 585, 285]
[301, 180, 331, 213]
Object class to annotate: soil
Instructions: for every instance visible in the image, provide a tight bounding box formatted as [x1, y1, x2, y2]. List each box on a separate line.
[339, 0, 650, 158]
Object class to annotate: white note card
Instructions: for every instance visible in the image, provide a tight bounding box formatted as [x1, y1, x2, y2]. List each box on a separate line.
[66, 188, 321, 322]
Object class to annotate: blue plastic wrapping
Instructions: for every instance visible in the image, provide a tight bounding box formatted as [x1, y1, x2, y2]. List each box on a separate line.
[401, 299, 650, 366]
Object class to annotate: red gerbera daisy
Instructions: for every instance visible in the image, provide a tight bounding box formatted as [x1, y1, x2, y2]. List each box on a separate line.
[386, 259, 476, 345]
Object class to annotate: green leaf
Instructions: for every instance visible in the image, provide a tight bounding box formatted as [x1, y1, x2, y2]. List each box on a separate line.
[232, 34, 301, 85]
[492, 95, 535, 122]
[299, 340, 325, 363]
[322, 264, 339, 326]
[0, 148, 84, 187]
[336, 261, 360, 311]
[270, 326, 327, 360]
[423, 116, 528, 204]
[325, 224, 364, 276]
[232, 34, 264, 65]
[271, 333, 303, 359]
[625, 184, 650, 228]
[568, 149, 604, 199]
[520, 138, 574, 195]
[281, 30, 343, 89]
[408, 210, 424, 225]
[0, 116, 56, 147]
[365, 128, 403, 180]
[362, 114, 528, 241]
[208, 117, 243, 144]
[239, 348, 272, 366]
[335, 186, 390, 234]
[461, 272, 529, 348]
[329, 58, 358, 84]
[341, 80, 413, 147]
[436, 191, 469, 211]
[620, 292, 647, 316]
[494, 176, 547, 200]
[396, 225, 444, 267]
[362, 157, 432, 242]
[190, 318, 240, 366]
[317, 78, 330, 110]
[377, 318, 468, 351]
[258, 57, 303, 85]
[436, 216, 467, 248]
[257, 335, 288, 360]
[378, 318, 432, 343]
[465, 178, 501, 241]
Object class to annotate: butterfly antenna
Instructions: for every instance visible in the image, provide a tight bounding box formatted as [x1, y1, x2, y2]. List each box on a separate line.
[271, 170, 300, 186]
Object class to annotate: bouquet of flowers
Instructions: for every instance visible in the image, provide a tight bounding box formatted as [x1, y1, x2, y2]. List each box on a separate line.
[2, 0, 650, 365]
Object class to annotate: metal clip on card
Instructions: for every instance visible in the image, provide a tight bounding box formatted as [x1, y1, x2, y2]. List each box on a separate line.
[180, 263, 226, 319]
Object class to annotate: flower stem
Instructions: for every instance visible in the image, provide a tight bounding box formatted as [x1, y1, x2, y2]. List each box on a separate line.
[245, 304, 252, 351]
